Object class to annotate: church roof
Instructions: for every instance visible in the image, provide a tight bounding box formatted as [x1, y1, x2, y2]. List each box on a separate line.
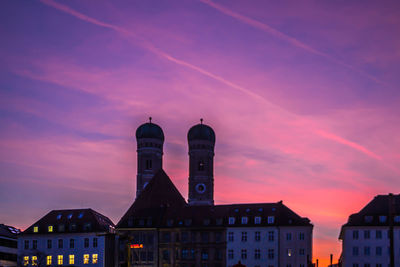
[117, 169, 187, 228]
[117, 169, 311, 229]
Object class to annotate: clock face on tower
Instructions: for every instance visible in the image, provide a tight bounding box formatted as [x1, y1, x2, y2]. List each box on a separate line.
[195, 183, 206, 194]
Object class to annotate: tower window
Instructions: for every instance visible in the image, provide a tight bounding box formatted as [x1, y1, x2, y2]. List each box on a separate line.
[198, 160, 205, 171]
[146, 159, 152, 170]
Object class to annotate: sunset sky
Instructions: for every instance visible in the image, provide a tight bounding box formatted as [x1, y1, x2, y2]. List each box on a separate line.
[1, 0, 400, 265]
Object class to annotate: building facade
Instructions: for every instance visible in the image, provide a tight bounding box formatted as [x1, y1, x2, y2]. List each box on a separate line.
[18, 209, 116, 267]
[117, 120, 313, 267]
[339, 194, 400, 267]
[0, 224, 20, 267]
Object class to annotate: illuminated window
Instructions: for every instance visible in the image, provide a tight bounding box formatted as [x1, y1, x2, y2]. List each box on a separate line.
[287, 248, 292, 257]
[83, 254, 90, 264]
[57, 214, 62, 220]
[78, 212, 84, 218]
[92, 254, 98, 264]
[228, 217, 235, 225]
[69, 255, 75, 264]
[32, 256, 38, 266]
[46, 255, 52, 265]
[33, 226, 39, 233]
[57, 255, 63, 265]
[48, 225, 53, 232]
[23, 256, 29, 266]
[68, 213, 73, 219]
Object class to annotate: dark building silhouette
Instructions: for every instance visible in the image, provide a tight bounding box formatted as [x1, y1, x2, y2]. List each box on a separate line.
[339, 194, 400, 267]
[0, 224, 20, 267]
[117, 119, 313, 267]
[135, 118, 164, 198]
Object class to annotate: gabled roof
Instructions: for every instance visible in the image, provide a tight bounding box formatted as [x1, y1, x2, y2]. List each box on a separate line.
[22, 208, 115, 235]
[117, 169, 312, 229]
[117, 169, 186, 228]
[340, 194, 400, 238]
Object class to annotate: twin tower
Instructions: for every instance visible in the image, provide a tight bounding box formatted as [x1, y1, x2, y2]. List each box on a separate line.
[135, 118, 216, 206]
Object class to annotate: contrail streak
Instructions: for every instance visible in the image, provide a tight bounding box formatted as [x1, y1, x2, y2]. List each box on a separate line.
[317, 130, 381, 160]
[39, 0, 382, 161]
[200, 0, 388, 86]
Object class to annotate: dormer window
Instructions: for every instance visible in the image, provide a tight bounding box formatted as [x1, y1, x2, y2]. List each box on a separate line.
[394, 216, 400, 223]
[216, 218, 223, 225]
[167, 219, 174, 227]
[48, 226, 53, 232]
[254, 216, 261, 224]
[229, 217, 235, 225]
[379, 216, 387, 223]
[184, 219, 192, 226]
[267, 216, 275, 224]
[69, 224, 77, 231]
[241, 217, 248, 224]
[68, 213, 73, 219]
[83, 223, 91, 231]
[364, 216, 373, 223]
[58, 224, 65, 232]
[57, 214, 62, 220]
[203, 219, 210, 225]
[245, 208, 250, 212]
[33, 226, 39, 233]
[78, 212, 84, 219]
[198, 160, 205, 171]
[145, 159, 152, 170]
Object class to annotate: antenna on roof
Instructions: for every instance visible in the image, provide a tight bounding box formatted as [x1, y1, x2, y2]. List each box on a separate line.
[149, 117, 152, 123]
[200, 118, 203, 124]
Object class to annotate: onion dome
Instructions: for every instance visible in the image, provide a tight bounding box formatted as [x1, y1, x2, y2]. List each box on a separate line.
[135, 117, 164, 141]
[187, 119, 215, 144]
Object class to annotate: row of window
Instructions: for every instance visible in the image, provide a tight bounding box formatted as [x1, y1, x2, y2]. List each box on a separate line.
[228, 216, 275, 225]
[161, 231, 223, 243]
[32, 223, 92, 233]
[228, 231, 305, 242]
[24, 238, 97, 250]
[352, 246, 389, 256]
[23, 254, 98, 266]
[160, 249, 223, 262]
[228, 248, 306, 260]
[352, 230, 386, 240]
[363, 215, 400, 223]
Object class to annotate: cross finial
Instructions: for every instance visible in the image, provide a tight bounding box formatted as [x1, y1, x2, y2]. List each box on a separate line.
[149, 117, 152, 123]
[200, 118, 203, 124]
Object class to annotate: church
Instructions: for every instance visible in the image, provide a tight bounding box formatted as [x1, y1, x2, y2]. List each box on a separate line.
[116, 119, 313, 267]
